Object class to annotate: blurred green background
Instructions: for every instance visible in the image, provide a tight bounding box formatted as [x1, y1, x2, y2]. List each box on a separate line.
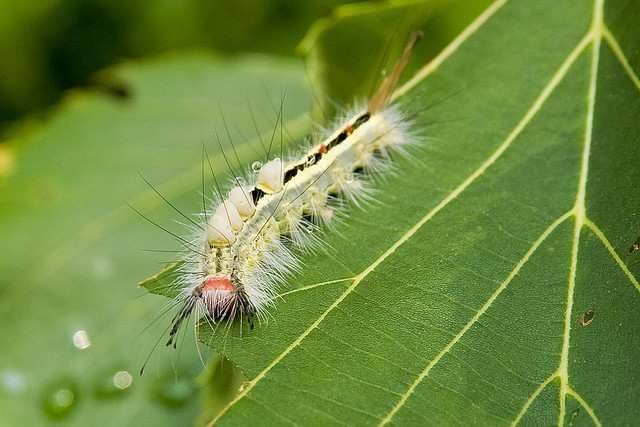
[0, 0, 354, 134]
[0, 0, 489, 425]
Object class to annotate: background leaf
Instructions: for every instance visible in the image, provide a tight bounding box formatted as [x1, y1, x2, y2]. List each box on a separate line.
[0, 0, 348, 129]
[198, 0, 640, 425]
[0, 53, 311, 426]
[300, 0, 493, 116]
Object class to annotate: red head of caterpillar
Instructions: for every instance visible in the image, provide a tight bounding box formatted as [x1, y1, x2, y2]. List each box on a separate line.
[138, 32, 424, 356]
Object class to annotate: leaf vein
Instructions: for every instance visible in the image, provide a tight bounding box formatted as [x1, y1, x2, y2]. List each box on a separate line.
[378, 212, 572, 426]
[393, 0, 508, 99]
[301, 347, 403, 397]
[313, 327, 416, 378]
[557, 1, 603, 424]
[566, 386, 603, 427]
[602, 24, 640, 93]
[416, 374, 513, 424]
[244, 394, 300, 426]
[511, 373, 558, 426]
[272, 277, 354, 301]
[209, 5, 592, 426]
[583, 218, 640, 294]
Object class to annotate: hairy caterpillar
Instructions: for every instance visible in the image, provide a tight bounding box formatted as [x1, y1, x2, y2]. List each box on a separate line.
[144, 32, 423, 351]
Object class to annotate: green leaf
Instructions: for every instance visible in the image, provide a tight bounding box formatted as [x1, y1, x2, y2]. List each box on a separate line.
[300, 0, 494, 115]
[199, 0, 640, 425]
[139, 261, 183, 299]
[0, 53, 311, 425]
[0, 0, 348, 124]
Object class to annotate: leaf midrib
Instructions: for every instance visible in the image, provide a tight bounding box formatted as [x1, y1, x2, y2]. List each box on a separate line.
[210, 0, 640, 425]
[555, 1, 603, 426]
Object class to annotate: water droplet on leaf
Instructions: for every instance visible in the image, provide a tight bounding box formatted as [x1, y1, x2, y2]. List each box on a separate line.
[153, 376, 195, 408]
[72, 329, 91, 350]
[41, 379, 78, 419]
[94, 369, 133, 399]
[1, 369, 26, 395]
[251, 161, 262, 172]
[113, 371, 133, 390]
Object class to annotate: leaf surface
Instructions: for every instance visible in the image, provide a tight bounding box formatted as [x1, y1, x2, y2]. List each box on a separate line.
[300, 0, 493, 112]
[197, 1, 640, 425]
[0, 53, 311, 426]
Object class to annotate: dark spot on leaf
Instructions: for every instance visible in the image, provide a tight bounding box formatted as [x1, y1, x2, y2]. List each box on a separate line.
[90, 74, 133, 101]
[629, 236, 640, 253]
[579, 308, 595, 327]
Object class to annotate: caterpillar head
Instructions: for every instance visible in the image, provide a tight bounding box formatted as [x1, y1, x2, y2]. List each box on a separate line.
[199, 275, 256, 328]
[199, 275, 237, 319]
[166, 274, 256, 348]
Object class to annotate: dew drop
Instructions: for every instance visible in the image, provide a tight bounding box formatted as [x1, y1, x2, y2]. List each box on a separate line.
[153, 377, 195, 408]
[113, 371, 133, 390]
[94, 369, 133, 399]
[251, 161, 262, 172]
[72, 329, 91, 350]
[1, 369, 26, 395]
[41, 379, 78, 420]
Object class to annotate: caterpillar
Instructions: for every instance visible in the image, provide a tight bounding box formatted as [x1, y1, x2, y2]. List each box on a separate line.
[157, 32, 423, 348]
